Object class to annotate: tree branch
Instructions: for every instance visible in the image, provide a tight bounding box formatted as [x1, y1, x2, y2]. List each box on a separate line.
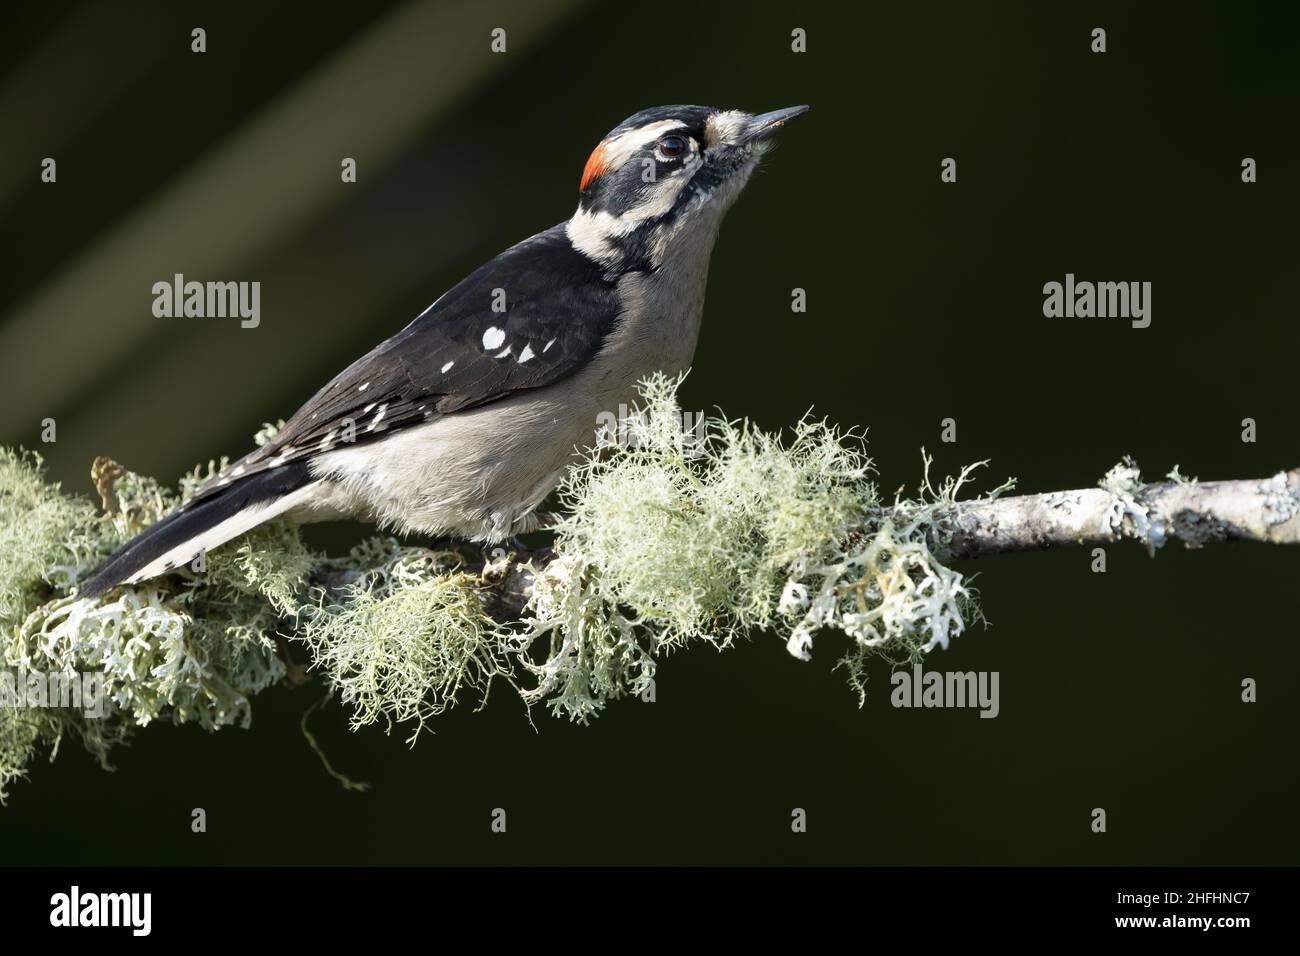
[310, 468, 1300, 623]
[9, 393, 1299, 796]
[312, 547, 552, 624]
[940, 467, 1300, 559]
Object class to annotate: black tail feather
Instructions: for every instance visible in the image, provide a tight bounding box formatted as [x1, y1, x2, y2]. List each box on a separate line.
[78, 461, 314, 597]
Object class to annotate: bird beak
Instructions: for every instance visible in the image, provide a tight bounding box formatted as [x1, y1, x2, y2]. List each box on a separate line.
[740, 105, 810, 145]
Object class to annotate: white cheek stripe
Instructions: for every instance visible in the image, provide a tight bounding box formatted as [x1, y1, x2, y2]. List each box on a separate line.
[566, 153, 702, 261]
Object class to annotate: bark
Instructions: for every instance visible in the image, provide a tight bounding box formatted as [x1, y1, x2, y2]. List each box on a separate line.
[311, 468, 1300, 622]
[940, 467, 1300, 559]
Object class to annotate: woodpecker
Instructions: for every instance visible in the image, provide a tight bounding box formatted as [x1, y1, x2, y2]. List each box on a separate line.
[80, 104, 809, 596]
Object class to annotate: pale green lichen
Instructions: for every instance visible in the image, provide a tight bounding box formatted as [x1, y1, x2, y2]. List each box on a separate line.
[1, 379, 999, 799]
[513, 375, 991, 720]
[1100, 456, 1176, 552]
[1, 448, 116, 799]
[0, 444, 313, 801]
[0, 449, 104, 629]
[296, 540, 509, 742]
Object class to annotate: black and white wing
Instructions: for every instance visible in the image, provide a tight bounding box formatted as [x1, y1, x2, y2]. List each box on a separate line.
[194, 223, 622, 500]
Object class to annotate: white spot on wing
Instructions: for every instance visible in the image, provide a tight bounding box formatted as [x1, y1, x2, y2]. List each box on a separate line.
[482, 327, 505, 350]
[441, 361, 454, 373]
[494, 346, 511, 358]
[543, 338, 556, 352]
[518, 344, 535, 363]
[358, 382, 370, 392]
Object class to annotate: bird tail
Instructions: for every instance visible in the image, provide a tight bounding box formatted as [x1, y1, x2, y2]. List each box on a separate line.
[78, 461, 319, 598]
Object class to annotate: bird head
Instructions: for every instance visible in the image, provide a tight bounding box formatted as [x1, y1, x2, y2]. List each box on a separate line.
[567, 104, 809, 270]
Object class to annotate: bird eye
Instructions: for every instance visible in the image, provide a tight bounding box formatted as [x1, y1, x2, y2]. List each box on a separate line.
[657, 135, 687, 159]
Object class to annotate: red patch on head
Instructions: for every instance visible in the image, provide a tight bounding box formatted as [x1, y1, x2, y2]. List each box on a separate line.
[579, 142, 609, 193]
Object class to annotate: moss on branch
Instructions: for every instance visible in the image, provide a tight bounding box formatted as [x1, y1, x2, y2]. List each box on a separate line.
[3, 376, 1294, 802]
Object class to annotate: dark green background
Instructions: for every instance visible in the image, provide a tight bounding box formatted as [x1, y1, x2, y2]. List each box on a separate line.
[1, 0, 1296, 864]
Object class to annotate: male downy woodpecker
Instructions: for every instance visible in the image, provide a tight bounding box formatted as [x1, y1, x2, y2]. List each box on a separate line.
[81, 104, 810, 596]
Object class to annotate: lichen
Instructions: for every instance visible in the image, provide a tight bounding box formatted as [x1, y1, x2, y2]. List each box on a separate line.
[513, 376, 994, 719]
[0, 449, 105, 631]
[0, 446, 310, 801]
[1260, 471, 1300, 527]
[1100, 456, 1165, 552]
[0, 379, 1002, 799]
[295, 540, 509, 742]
